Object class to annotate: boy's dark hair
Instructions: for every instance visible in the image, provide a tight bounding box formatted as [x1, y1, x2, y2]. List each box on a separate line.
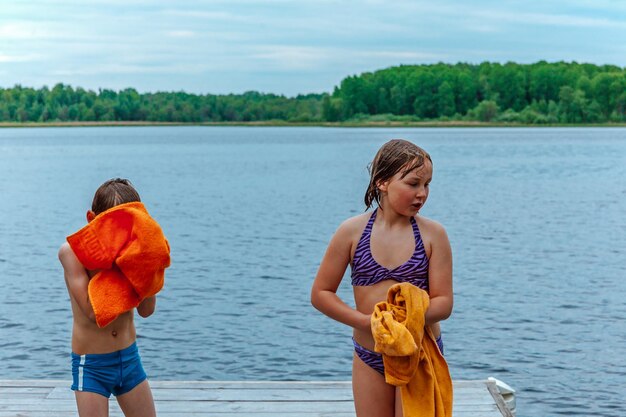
[92, 178, 141, 215]
[364, 139, 432, 209]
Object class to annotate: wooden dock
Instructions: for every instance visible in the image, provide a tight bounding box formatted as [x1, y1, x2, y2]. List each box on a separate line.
[0, 380, 514, 417]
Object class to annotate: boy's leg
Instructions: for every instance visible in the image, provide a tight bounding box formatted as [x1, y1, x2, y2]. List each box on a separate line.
[116, 380, 156, 417]
[75, 391, 109, 417]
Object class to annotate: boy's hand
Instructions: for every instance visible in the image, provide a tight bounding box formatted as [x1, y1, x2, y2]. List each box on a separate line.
[137, 296, 156, 318]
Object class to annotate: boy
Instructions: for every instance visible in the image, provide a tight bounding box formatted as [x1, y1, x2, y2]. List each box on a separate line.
[59, 178, 169, 417]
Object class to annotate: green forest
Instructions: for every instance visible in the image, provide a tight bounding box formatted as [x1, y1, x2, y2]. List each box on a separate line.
[2, 61, 626, 124]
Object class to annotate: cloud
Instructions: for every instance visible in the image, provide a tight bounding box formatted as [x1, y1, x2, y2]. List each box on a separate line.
[166, 30, 196, 38]
[558, 0, 626, 12]
[473, 10, 626, 29]
[464, 24, 501, 33]
[0, 23, 52, 39]
[0, 53, 43, 63]
[249, 45, 449, 72]
[51, 62, 215, 76]
[2, 0, 626, 95]
[252, 46, 334, 70]
[161, 10, 245, 21]
[354, 51, 448, 61]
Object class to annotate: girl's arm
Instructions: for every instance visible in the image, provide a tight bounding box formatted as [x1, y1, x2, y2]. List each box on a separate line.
[311, 221, 371, 331]
[424, 221, 453, 325]
[58, 242, 97, 323]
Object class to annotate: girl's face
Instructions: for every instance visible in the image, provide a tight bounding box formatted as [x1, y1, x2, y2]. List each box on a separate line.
[379, 159, 433, 216]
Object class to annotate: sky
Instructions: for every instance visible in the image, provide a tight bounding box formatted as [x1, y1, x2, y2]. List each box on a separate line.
[2, 0, 626, 96]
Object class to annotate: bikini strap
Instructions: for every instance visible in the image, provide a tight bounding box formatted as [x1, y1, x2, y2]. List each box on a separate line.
[410, 216, 423, 249]
[354, 209, 377, 254]
[366, 208, 377, 230]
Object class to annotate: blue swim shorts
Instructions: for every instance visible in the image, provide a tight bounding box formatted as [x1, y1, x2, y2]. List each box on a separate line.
[71, 342, 147, 398]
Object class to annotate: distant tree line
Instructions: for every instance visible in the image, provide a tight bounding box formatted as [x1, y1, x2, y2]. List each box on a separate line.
[326, 61, 626, 123]
[0, 86, 323, 123]
[2, 61, 626, 124]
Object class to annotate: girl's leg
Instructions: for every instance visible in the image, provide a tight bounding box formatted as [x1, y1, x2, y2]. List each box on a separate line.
[395, 387, 404, 417]
[116, 380, 157, 417]
[75, 391, 109, 417]
[352, 354, 395, 417]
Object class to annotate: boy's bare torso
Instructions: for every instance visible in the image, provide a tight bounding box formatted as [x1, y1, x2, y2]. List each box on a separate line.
[60, 242, 137, 355]
[68, 296, 136, 355]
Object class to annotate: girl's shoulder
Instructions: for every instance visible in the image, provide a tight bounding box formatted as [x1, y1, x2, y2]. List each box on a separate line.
[415, 215, 451, 259]
[415, 214, 448, 239]
[335, 211, 374, 240]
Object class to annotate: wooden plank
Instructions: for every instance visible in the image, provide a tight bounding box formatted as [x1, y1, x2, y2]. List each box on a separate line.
[0, 388, 51, 399]
[46, 387, 355, 401]
[0, 379, 492, 393]
[0, 396, 497, 407]
[0, 381, 64, 388]
[0, 410, 358, 417]
[0, 379, 487, 390]
[0, 413, 360, 417]
[0, 380, 511, 417]
[45, 386, 495, 402]
[0, 401, 502, 413]
[148, 381, 354, 389]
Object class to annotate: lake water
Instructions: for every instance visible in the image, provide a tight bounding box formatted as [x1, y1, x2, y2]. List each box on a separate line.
[0, 126, 624, 416]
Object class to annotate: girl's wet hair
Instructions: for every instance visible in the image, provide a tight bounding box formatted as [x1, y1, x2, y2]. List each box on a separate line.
[364, 139, 432, 209]
[91, 178, 141, 214]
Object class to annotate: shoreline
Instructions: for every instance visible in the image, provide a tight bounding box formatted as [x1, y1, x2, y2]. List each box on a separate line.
[2, 121, 626, 128]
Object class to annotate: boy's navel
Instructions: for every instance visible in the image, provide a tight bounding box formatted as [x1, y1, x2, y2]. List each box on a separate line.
[111, 330, 117, 337]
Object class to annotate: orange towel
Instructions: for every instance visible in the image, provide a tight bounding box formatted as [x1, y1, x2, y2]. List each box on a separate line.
[371, 283, 453, 417]
[67, 202, 170, 328]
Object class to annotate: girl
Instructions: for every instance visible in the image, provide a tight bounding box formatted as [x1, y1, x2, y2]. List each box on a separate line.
[311, 139, 453, 417]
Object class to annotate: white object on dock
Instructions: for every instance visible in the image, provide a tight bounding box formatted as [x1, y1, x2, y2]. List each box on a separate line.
[487, 377, 516, 416]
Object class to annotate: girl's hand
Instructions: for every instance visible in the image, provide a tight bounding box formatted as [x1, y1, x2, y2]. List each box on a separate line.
[355, 311, 372, 332]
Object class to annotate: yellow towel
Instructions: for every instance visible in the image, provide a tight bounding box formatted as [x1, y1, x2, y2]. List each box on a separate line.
[67, 202, 170, 328]
[371, 283, 453, 417]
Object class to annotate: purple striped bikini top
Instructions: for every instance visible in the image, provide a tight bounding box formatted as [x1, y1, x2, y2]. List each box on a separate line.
[351, 209, 429, 289]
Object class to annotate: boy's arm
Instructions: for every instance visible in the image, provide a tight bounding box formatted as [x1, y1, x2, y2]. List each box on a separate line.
[137, 296, 156, 318]
[58, 242, 96, 323]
